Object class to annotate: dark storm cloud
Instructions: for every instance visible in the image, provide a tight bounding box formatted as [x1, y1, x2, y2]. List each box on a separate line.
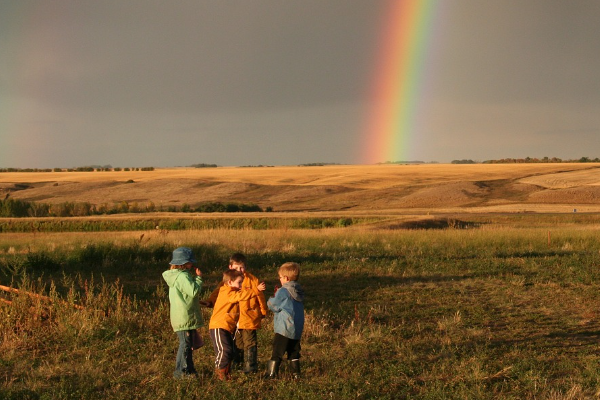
[15, 0, 383, 114]
[2, 0, 600, 167]
[435, 0, 600, 105]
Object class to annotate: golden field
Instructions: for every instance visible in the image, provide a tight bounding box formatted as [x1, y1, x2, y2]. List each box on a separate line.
[4, 165, 600, 399]
[2, 163, 600, 214]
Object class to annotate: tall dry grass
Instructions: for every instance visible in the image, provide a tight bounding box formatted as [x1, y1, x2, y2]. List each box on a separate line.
[2, 221, 600, 398]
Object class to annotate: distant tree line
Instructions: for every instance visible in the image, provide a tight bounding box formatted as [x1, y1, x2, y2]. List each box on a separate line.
[449, 157, 600, 164]
[482, 157, 600, 164]
[0, 167, 155, 173]
[0, 198, 267, 218]
[379, 161, 426, 165]
[298, 163, 343, 167]
[189, 163, 218, 168]
[451, 159, 477, 164]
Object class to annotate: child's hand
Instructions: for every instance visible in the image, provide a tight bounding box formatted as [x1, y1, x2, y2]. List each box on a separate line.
[257, 281, 266, 291]
[195, 267, 202, 277]
[274, 285, 279, 295]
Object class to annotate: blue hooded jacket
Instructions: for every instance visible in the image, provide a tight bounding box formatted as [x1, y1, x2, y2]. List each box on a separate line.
[268, 281, 304, 340]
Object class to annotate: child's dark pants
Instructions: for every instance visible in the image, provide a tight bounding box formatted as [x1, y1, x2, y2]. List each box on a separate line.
[210, 328, 235, 369]
[270, 333, 301, 362]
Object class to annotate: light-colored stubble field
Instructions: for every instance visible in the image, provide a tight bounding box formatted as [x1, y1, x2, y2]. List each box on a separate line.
[2, 163, 600, 213]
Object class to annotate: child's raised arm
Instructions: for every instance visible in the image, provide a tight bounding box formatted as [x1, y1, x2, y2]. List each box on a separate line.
[174, 271, 203, 298]
[224, 286, 259, 303]
[267, 288, 287, 313]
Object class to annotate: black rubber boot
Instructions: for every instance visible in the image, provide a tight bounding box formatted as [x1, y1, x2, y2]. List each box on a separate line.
[244, 346, 258, 374]
[233, 348, 244, 370]
[290, 359, 301, 379]
[264, 360, 280, 379]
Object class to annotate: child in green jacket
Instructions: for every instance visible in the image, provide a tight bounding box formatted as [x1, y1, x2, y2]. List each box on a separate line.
[162, 247, 204, 379]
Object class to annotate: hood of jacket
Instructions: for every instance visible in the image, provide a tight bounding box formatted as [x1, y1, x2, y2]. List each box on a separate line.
[162, 268, 185, 287]
[282, 281, 304, 302]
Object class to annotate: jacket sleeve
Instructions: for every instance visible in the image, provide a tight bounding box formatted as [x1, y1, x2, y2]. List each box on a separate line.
[258, 290, 268, 317]
[224, 286, 258, 303]
[174, 272, 203, 298]
[267, 289, 287, 313]
[207, 282, 223, 307]
[248, 274, 268, 317]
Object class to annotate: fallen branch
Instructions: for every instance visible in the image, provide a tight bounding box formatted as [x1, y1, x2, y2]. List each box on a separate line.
[0, 284, 85, 310]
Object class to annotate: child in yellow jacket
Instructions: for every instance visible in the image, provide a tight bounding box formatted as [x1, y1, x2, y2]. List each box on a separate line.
[208, 269, 265, 380]
[207, 253, 267, 373]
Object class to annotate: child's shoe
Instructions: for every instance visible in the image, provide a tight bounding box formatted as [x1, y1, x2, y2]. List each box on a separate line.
[290, 359, 301, 379]
[215, 363, 232, 381]
[264, 360, 280, 379]
[174, 371, 198, 380]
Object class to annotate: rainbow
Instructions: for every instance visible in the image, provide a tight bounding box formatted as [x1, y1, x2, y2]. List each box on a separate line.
[362, 0, 440, 164]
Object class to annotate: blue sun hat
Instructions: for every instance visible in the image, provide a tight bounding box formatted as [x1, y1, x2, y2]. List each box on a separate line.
[170, 247, 196, 265]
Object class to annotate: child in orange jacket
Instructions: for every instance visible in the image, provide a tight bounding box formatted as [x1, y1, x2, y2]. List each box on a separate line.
[208, 269, 265, 380]
[207, 253, 267, 373]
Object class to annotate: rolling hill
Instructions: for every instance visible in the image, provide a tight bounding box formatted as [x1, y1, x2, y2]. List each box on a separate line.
[1, 164, 600, 213]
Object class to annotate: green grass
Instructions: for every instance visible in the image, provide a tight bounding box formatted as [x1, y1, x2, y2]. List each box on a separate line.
[2, 222, 600, 399]
[0, 216, 378, 232]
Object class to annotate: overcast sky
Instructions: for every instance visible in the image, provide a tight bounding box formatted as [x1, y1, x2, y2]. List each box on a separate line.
[1, 0, 600, 168]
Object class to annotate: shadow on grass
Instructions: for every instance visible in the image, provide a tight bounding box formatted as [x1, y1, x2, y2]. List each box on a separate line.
[380, 218, 482, 230]
[493, 250, 578, 259]
[484, 313, 600, 356]
[300, 270, 477, 311]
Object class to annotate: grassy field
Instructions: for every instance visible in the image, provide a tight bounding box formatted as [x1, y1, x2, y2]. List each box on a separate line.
[2, 164, 600, 399]
[2, 217, 600, 399]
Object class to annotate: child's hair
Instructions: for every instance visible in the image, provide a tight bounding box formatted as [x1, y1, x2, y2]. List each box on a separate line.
[229, 252, 247, 266]
[222, 269, 244, 283]
[170, 263, 190, 270]
[278, 262, 300, 281]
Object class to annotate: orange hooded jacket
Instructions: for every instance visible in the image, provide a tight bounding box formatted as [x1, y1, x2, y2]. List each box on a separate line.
[208, 284, 260, 333]
[208, 271, 268, 330]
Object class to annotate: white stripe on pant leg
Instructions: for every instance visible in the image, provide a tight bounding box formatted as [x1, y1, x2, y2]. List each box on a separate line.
[215, 329, 225, 369]
[211, 329, 224, 369]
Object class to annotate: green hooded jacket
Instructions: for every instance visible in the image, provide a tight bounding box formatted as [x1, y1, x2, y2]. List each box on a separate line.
[162, 269, 204, 332]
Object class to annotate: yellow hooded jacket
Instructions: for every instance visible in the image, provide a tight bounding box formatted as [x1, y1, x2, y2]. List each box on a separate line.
[208, 272, 268, 330]
[208, 284, 259, 333]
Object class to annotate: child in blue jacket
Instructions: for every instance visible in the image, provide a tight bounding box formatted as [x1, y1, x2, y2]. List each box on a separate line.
[265, 262, 305, 379]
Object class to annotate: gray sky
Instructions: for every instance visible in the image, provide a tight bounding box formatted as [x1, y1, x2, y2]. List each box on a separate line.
[1, 0, 600, 168]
